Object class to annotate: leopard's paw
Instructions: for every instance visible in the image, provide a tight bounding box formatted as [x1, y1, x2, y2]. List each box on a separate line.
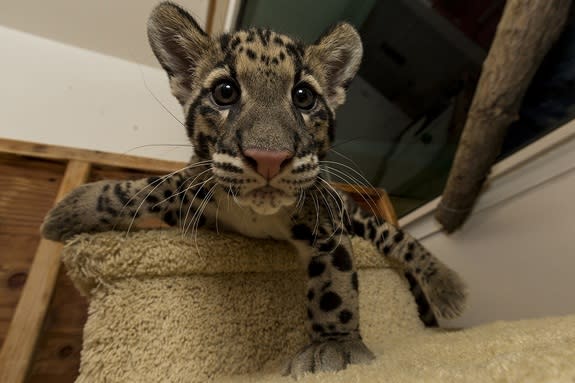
[283, 339, 375, 379]
[426, 264, 467, 320]
[41, 182, 116, 242]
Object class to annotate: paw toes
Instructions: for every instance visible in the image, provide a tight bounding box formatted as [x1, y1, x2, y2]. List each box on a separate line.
[428, 268, 467, 319]
[285, 339, 374, 379]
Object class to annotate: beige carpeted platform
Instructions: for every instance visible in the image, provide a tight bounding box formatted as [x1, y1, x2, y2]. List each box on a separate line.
[62, 229, 575, 382]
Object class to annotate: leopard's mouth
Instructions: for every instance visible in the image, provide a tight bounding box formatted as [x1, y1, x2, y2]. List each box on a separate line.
[236, 186, 297, 215]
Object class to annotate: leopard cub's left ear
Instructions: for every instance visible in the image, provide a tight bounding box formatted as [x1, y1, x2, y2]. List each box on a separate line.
[305, 23, 363, 108]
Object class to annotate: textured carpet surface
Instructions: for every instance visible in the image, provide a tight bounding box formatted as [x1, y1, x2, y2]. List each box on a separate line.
[63, 229, 575, 382]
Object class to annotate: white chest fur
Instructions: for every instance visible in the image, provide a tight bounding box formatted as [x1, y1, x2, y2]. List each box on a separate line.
[203, 189, 293, 241]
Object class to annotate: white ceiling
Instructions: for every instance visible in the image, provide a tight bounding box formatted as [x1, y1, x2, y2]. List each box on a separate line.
[0, 0, 210, 68]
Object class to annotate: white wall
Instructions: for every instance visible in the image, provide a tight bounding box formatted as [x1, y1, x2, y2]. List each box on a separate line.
[0, 25, 192, 162]
[0, 0, 209, 68]
[403, 122, 575, 327]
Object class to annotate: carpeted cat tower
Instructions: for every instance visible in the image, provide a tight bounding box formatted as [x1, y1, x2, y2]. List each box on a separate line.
[62, 229, 575, 383]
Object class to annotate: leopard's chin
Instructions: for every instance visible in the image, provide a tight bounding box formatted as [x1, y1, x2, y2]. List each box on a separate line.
[236, 186, 297, 215]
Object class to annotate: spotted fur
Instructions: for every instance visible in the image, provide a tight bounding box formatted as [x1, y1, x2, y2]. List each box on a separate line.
[42, 2, 466, 379]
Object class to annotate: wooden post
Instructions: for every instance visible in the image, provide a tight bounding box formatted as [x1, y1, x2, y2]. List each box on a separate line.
[0, 160, 91, 383]
[435, 0, 572, 232]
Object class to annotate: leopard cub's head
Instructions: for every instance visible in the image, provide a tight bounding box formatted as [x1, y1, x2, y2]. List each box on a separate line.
[148, 1, 362, 215]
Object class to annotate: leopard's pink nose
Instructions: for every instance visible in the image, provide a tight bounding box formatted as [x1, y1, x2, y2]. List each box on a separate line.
[243, 149, 293, 180]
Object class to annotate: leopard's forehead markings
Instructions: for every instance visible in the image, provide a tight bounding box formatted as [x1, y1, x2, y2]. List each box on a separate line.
[217, 28, 305, 83]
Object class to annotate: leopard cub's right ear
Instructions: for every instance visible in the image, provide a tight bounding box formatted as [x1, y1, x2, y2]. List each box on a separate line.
[147, 2, 210, 102]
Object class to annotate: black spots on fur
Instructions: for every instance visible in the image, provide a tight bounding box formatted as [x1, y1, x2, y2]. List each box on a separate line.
[312, 323, 324, 333]
[405, 272, 438, 327]
[382, 229, 389, 240]
[279, 51, 286, 61]
[339, 310, 353, 324]
[394, 231, 405, 243]
[246, 30, 255, 42]
[382, 245, 391, 255]
[286, 42, 303, 72]
[146, 194, 162, 213]
[163, 211, 177, 226]
[195, 132, 216, 159]
[368, 226, 377, 242]
[96, 195, 105, 212]
[307, 289, 315, 301]
[332, 246, 353, 272]
[219, 33, 231, 50]
[308, 258, 326, 277]
[286, 42, 304, 58]
[146, 194, 159, 204]
[230, 36, 241, 51]
[319, 292, 342, 312]
[112, 183, 131, 206]
[318, 241, 334, 252]
[192, 186, 211, 201]
[163, 189, 175, 202]
[147, 176, 161, 185]
[307, 309, 313, 319]
[256, 28, 271, 46]
[246, 48, 257, 60]
[186, 88, 210, 136]
[271, 57, 279, 65]
[102, 184, 110, 192]
[404, 252, 414, 262]
[351, 272, 358, 291]
[352, 220, 365, 238]
[292, 223, 314, 243]
[273, 36, 284, 46]
[260, 54, 273, 66]
[408, 242, 415, 251]
[198, 105, 219, 119]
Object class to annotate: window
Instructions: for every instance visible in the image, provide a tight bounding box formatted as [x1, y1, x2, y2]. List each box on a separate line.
[237, 0, 575, 216]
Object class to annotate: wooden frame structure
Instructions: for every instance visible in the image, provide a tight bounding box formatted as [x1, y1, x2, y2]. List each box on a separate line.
[0, 138, 397, 382]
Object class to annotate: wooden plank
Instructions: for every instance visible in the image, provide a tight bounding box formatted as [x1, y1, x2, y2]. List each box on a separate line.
[205, 0, 217, 35]
[0, 155, 64, 348]
[0, 137, 186, 174]
[331, 182, 399, 226]
[28, 268, 87, 383]
[0, 160, 91, 383]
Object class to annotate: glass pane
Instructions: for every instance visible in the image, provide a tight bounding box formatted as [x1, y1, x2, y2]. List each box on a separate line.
[238, 0, 575, 216]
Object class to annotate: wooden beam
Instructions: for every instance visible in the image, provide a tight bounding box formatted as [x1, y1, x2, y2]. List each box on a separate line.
[0, 138, 186, 174]
[209, 0, 231, 35]
[331, 182, 398, 226]
[205, 0, 217, 35]
[435, 0, 572, 232]
[0, 160, 91, 383]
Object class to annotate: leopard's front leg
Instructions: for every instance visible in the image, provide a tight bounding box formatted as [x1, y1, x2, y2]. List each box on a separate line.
[42, 168, 212, 242]
[285, 224, 374, 378]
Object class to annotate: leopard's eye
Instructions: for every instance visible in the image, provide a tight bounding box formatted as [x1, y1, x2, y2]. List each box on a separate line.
[292, 84, 316, 110]
[212, 80, 240, 106]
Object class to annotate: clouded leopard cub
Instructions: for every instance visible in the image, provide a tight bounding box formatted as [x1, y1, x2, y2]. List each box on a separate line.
[42, 1, 466, 378]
